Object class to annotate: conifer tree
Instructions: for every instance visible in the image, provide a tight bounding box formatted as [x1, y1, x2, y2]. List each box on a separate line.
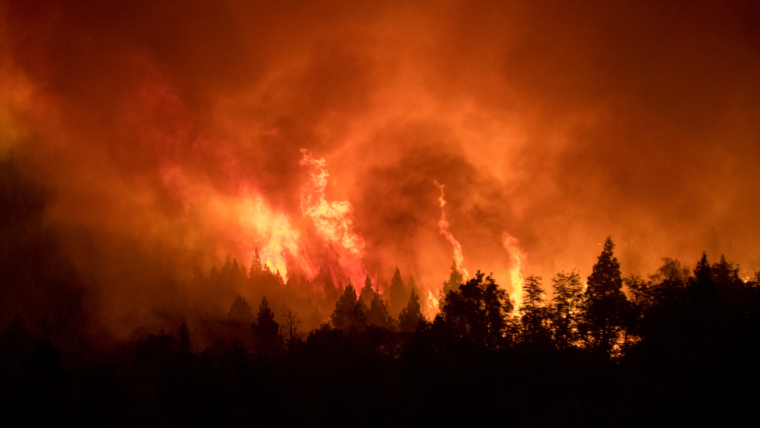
[694, 252, 711, 283]
[582, 237, 629, 355]
[249, 248, 263, 285]
[359, 275, 375, 308]
[551, 270, 584, 349]
[712, 254, 741, 290]
[389, 267, 407, 317]
[367, 291, 393, 329]
[520, 275, 551, 344]
[442, 262, 464, 298]
[399, 288, 423, 332]
[330, 284, 365, 330]
[252, 297, 282, 354]
[228, 294, 254, 323]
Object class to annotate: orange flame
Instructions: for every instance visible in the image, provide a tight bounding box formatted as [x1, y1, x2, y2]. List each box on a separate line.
[161, 165, 313, 281]
[245, 200, 314, 280]
[299, 149, 367, 286]
[427, 290, 440, 319]
[502, 232, 526, 313]
[434, 180, 469, 278]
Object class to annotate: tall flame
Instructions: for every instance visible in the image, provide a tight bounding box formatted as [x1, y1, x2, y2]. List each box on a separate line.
[249, 206, 313, 280]
[434, 180, 469, 278]
[299, 149, 367, 286]
[427, 290, 440, 319]
[502, 232, 526, 313]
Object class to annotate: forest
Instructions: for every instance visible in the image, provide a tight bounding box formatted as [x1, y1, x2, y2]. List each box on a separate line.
[2, 157, 760, 425]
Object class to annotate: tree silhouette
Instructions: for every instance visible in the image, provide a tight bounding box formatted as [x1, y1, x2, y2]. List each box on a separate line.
[228, 294, 254, 323]
[582, 237, 629, 356]
[399, 288, 424, 332]
[367, 290, 393, 329]
[643, 258, 691, 309]
[330, 284, 366, 330]
[408, 275, 426, 313]
[520, 275, 552, 345]
[248, 248, 263, 283]
[389, 267, 408, 317]
[252, 297, 283, 355]
[711, 254, 741, 291]
[440, 271, 509, 349]
[625, 259, 688, 344]
[282, 309, 303, 349]
[694, 252, 711, 285]
[551, 270, 584, 349]
[442, 261, 464, 298]
[359, 275, 375, 308]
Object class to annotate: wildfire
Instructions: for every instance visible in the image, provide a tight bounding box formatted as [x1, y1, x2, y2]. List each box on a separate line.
[299, 149, 368, 286]
[502, 232, 526, 313]
[427, 290, 440, 318]
[161, 164, 313, 281]
[238, 193, 315, 281]
[253, 209, 313, 280]
[163, 151, 530, 310]
[434, 180, 469, 278]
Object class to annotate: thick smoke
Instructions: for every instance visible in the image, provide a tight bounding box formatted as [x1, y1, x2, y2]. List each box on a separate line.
[2, 0, 760, 338]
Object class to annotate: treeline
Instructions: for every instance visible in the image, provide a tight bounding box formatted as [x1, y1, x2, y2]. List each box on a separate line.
[191, 249, 433, 336]
[216, 236, 760, 361]
[3, 235, 760, 425]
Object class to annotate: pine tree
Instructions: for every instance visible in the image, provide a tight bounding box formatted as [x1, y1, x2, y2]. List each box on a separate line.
[389, 267, 407, 317]
[367, 291, 393, 329]
[694, 252, 711, 282]
[712, 254, 741, 290]
[249, 248, 263, 285]
[330, 284, 365, 330]
[399, 288, 423, 332]
[551, 270, 584, 349]
[520, 276, 551, 344]
[409, 275, 426, 312]
[228, 294, 254, 323]
[359, 275, 375, 307]
[252, 297, 282, 354]
[221, 255, 233, 282]
[582, 237, 629, 355]
[442, 261, 464, 298]
[231, 258, 246, 288]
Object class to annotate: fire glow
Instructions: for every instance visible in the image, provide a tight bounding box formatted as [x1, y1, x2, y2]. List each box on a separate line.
[502, 232, 526, 313]
[167, 148, 530, 319]
[299, 149, 368, 287]
[434, 180, 469, 278]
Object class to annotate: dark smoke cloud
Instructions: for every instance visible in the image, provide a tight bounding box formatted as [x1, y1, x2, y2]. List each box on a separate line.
[2, 0, 760, 337]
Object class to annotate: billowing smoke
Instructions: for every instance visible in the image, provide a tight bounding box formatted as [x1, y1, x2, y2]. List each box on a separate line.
[2, 0, 759, 340]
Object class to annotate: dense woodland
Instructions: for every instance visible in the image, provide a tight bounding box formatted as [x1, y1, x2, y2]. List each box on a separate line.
[2, 159, 760, 425]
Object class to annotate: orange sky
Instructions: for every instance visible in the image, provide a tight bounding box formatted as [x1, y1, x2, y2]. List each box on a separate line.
[2, 0, 760, 333]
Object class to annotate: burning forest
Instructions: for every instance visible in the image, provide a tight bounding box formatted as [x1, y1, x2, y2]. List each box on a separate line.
[2, 0, 760, 425]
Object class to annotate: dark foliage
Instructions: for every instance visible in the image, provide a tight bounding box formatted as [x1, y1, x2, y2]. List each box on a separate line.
[388, 267, 408, 318]
[398, 287, 423, 333]
[582, 237, 630, 355]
